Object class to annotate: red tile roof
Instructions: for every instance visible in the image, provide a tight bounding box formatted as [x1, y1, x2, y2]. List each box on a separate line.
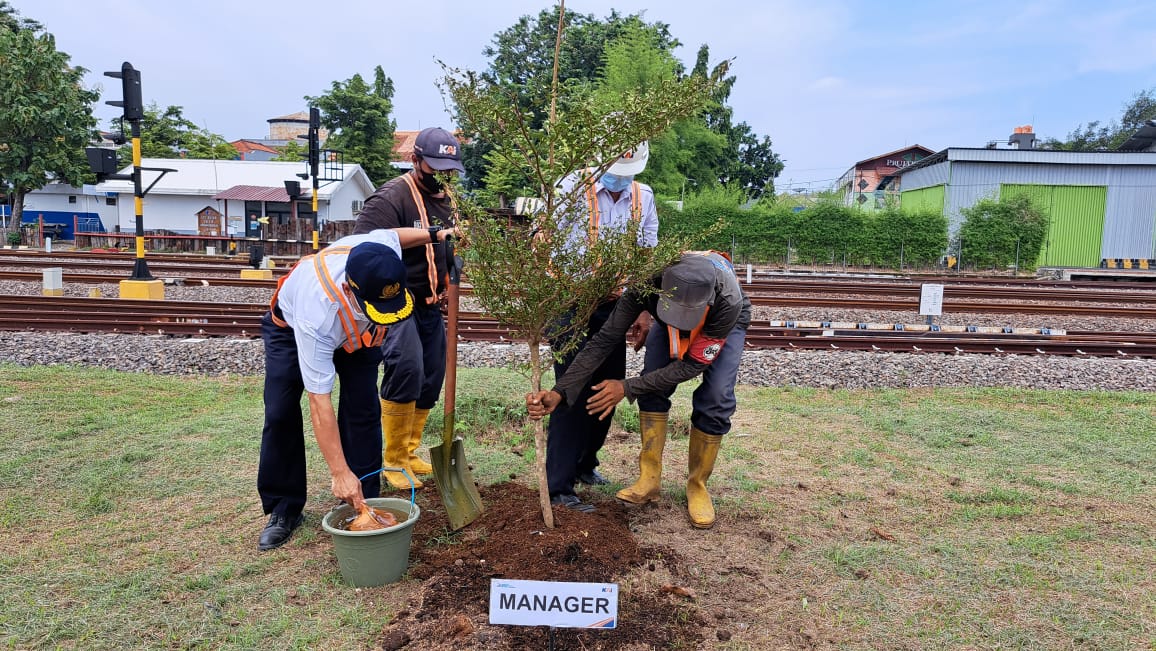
[231, 140, 281, 155]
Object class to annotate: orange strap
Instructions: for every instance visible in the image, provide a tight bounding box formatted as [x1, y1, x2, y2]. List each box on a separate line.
[270, 247, 384, 353]
[401, 173, 439, 305]
[585, 178, 642, 245]
[586, 178, 643, 285]
[667, 308, 710, 360]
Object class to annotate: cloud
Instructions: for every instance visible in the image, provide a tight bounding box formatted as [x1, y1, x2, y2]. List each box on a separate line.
[807, 77, 846, 92]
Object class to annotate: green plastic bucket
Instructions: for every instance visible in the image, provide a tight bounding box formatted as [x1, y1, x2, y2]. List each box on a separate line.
[321, 497, 420, 587]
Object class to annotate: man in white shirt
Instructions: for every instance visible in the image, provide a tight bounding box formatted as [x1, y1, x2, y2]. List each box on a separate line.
[256, 227, 452, 551]
[546, 142, 658, 512]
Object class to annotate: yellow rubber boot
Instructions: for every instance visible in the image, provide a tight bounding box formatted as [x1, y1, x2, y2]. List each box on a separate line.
[615, 411, 668, 504]
[407, 408, 434, 475]
[686, 427, 723, 529]
[381, 399, 422, 490]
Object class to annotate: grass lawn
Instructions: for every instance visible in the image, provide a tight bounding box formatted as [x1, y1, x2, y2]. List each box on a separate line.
[0, 364, 1153, 650]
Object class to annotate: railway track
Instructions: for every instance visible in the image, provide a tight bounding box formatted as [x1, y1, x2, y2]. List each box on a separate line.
[3, 271, 1156, 318]
[2, 296, 1153, 357]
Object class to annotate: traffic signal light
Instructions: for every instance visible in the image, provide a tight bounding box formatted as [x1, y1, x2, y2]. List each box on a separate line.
[105, 62, 143, 121]
[307, 107, 320, 180]
[85, 147, 119, 182]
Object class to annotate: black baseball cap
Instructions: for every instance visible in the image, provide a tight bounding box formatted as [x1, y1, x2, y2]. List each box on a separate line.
[413, 127, 465, 173]
[345, 242, 414, 325]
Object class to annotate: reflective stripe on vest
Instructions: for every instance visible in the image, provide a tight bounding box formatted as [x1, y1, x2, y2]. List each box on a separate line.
[668, 309, 710, 360]
[585, 179, 642, 245]
[268, 246, 385, 353]
[401, 173, 440, 305]
[665, 250, 733, 359]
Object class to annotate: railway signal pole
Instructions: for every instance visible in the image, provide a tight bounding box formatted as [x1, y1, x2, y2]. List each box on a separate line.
[105, 63, 152, 280]
[90, 62, 175, 300]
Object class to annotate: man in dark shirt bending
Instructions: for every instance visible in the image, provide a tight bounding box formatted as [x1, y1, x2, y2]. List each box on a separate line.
[526, 251, 751, 529]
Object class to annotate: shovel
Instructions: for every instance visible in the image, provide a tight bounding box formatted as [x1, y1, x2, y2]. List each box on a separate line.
[429, 236, 484, 531]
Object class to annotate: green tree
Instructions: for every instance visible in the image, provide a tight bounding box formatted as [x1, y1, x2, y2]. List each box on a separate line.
[117, 104, 236, 161]
[461, 7, 679, 191]
[0, 1, 40, 32]
[442, 3, 721, 527]
[690, 45, 783, 198]
[956, 195, 1049, 271]
[593, 27, 729, 197]
[272, 140, 306, 163]
[307, 66, 397, 187]
[1042, 88, 1156, 151]
[0, 26, 97, 230]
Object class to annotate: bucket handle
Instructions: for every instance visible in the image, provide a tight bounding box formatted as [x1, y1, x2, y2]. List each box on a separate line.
[357, 466, 417, 518]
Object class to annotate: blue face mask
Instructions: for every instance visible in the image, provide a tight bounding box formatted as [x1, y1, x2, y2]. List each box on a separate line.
[600, 172, 633, 193]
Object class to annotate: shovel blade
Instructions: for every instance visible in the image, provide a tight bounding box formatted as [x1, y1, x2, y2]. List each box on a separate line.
[429, 438, 484, 531]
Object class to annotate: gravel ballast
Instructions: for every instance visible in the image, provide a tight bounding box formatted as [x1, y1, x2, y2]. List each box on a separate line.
[2, 280, 1153, 392]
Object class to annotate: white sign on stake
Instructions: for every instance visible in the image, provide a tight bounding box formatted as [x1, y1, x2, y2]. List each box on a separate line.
[489, 579, 618, 629]
[919, 283, 944, 316]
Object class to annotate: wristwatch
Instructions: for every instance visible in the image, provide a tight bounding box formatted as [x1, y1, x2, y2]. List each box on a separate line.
[427, 225, 441, 243]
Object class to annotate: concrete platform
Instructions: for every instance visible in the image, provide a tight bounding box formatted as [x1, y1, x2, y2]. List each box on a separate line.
[1039, 267, 1156, 282]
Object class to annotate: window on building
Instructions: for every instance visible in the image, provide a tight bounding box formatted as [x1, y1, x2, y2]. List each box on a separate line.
[105, 197, 117, 206]
[352, 200, 365, 215]
[68, 196, 77, 204]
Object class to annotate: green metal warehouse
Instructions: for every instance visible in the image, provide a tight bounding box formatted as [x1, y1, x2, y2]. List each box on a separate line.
[895, 145, 1156, 268]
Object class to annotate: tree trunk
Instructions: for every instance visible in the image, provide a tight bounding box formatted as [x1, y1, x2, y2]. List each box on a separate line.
[10, 189, 26, 233]
[529, 339, 555, 529]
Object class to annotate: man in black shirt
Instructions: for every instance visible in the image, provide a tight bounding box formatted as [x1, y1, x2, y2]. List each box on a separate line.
[527, 251, 751, 529]
[353, 127, 462, 490]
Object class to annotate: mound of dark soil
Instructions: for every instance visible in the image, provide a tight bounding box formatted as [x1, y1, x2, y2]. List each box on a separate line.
[375, 482, 703, 650]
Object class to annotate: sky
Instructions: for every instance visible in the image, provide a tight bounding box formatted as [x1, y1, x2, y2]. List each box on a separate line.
[20, 0, 1156, 193]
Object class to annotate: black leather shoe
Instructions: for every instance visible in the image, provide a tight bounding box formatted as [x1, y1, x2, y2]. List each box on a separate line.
[551, 493, 596, 513]
[575, 469, 609, 486]
[258, 513, 305, 551]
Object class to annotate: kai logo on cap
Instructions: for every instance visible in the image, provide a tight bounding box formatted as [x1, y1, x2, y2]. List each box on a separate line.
[438, 144, 457, 156]
[380, 282, 401, 299]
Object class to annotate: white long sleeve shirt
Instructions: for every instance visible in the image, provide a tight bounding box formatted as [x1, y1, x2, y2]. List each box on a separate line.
[276, 230, 402, 394]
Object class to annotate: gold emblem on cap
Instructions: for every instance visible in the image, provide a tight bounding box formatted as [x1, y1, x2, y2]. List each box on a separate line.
[379, 283, 401, 299]
[365, 290, 414, 325]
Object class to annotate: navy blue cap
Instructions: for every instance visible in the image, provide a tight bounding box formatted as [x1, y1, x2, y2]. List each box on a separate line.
[413, 127, 465, 173]
[345, 243, 413, 325]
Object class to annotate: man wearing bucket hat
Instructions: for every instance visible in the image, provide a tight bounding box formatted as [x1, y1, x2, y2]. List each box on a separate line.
[526, 251, 750, 529]
[257, 227, 456, 552]
[353, 127, 465, 492]
[544, 140, 659, 513]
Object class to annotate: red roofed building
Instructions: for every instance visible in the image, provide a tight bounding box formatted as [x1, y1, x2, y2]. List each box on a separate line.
[231, 139, 281, 161]
[837, 145, 935, 210]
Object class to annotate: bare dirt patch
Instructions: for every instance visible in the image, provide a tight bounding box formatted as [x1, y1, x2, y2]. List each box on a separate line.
[376, 482, 706, 650]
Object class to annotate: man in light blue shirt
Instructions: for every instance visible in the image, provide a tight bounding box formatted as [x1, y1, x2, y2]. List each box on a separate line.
[546, 141, 659, 512]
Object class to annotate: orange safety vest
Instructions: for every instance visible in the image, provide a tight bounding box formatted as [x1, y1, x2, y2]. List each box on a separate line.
[584, 176, 642, 245]
[585, 175, 644, 290]
[400, 173, 442, 305]
[269, 246, 387, 354]
[666, 250, 733, 360]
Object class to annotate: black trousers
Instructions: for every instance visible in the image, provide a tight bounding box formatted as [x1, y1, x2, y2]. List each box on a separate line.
[377, 305, 447, 410]
[545, 300, 625, 497]
[257, 312, 384, 517]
